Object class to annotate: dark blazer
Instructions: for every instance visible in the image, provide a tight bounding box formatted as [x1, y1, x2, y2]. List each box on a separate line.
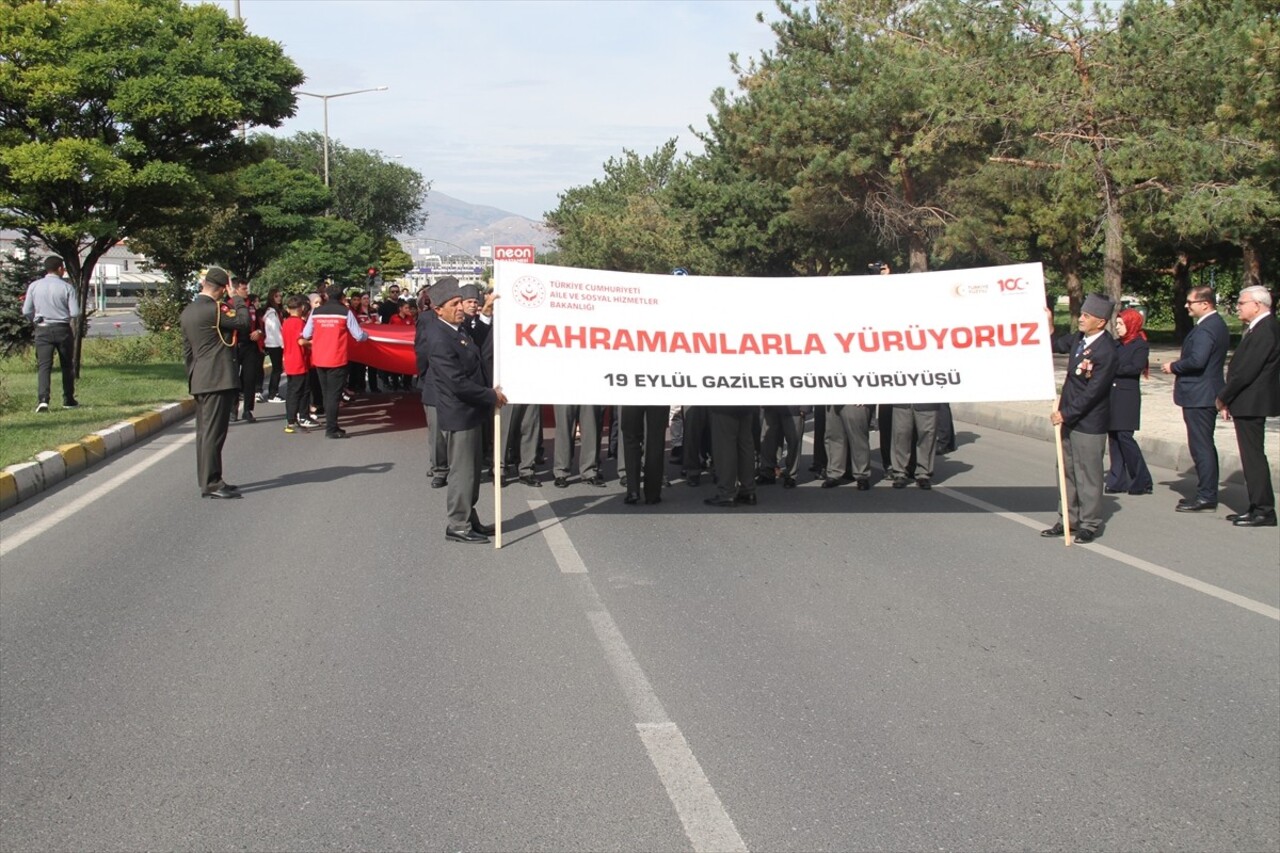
[1053, 330, 1118, 434]
[424, 315, 498, 431]
[1171, 312, 1228, 408]
[181, 294, 248, 394]
[1220, 313, 1280, 417]
[1108, 337, 1148, 432]
[414, 311, 437, 407]
[463, 314, 494, 377]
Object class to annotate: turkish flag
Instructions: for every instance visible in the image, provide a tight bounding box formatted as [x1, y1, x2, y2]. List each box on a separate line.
[350, 324, 417, 375]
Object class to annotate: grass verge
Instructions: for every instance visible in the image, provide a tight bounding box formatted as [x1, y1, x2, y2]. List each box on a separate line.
[0, 335, 189, 469]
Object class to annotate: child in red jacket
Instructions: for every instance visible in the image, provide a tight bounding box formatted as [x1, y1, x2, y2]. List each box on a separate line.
[281, 295, 316, 433]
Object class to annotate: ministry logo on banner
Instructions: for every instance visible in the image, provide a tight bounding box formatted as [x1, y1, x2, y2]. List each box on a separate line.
[492, 261, 1056, 406]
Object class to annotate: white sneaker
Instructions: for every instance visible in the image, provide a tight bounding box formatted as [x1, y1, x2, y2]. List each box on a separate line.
[298, 417, 320, 429]
[256, 393, 267, 403]
[35, 401, 49, 413]
[267, 396, 286, 404]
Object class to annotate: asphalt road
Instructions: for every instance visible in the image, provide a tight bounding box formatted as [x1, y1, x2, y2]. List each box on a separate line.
[2, 396, 1277, 852]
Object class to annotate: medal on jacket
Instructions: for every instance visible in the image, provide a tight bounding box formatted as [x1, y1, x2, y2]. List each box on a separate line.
[459, 336, 468, 346]
[1075, 348, 1094, 379]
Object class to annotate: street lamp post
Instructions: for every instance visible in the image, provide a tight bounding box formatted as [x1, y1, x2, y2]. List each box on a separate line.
[295, 86, 389, 186]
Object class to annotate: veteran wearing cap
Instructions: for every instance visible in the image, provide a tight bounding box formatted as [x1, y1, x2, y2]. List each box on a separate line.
[180, 267, 249, 499]
[1041, 293, 1118, 543]
[422, 277, 508, 543]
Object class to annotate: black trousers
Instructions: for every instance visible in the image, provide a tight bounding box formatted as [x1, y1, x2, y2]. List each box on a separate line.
[194, 389, 234, 493]
[285, 372, 310, 425]
[34, 323, 75, 404]
[263, 346, 284, 398]
[237, 345, 262, 414]
[1233, 416, 1275, 513]
[316, 365, 348, 435]
[621, 405, 666, 500]
[710, 406, 757, 500]
[1182, 406, 1219, 502]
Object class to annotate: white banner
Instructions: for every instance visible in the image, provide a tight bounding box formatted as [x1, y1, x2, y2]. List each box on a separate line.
[492, 262, 1056, 405]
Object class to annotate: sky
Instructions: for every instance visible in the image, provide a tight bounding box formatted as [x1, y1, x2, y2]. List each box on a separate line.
[205, 0, 781, 221]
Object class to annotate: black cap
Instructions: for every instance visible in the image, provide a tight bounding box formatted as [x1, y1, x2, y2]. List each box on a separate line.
[205, 267, 230, 288]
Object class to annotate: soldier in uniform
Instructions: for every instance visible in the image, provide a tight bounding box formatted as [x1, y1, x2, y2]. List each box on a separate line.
[179, 267, 249, 499]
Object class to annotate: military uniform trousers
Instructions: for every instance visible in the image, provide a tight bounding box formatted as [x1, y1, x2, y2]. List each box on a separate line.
[1059, 427, 1107, 533]
[891, 405, 937, 481]
[445, 425, 484, 531]
[824, 404, 872, 481]
[554, 405, 603, 480]
[709, 406, 757, 501]
[502, 403, 541, 477]
[621, 405, 667, 500]
[194, 389, 236, 493]
[424, 404, 449, 477]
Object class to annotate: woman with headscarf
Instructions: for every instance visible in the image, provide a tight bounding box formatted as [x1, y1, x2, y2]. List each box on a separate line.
[1106, 307, 1154, 494]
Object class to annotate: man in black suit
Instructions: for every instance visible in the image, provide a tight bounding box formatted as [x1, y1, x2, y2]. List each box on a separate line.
[180, 267, 248, 499]
[1161, 286, 1229, 512]
[423, 278, 508, 544]
[1041, 293, 1118, 543]
[1217, 286, 1280, 528]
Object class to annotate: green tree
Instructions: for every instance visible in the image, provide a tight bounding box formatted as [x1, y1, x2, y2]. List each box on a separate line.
[546, 140, 699, 273]
[0, 234, 42, 356]
[376, 236, 414, 280]
[254, 216, 375, 291]
[263, 133, 428, 245]
[0, 0, 302, 370]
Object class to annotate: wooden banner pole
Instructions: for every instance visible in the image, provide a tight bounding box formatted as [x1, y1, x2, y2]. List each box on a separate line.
[494, 408, 503, 549]
[1053, 421, 1072, 547]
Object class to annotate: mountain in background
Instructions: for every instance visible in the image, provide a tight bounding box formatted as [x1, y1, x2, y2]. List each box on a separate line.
[402, 192, 555, 259]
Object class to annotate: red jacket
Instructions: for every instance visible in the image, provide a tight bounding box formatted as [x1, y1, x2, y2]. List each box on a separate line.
[282, 316, 309, 375]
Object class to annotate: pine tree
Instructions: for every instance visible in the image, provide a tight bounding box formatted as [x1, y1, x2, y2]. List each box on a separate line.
[0, 235, 42, 357]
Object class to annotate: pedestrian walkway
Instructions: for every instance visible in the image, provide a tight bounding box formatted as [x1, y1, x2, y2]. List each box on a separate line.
[955, 344, 1280, 488]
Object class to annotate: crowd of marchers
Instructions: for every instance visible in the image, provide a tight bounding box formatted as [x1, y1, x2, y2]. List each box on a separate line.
[42, 261, 1272, 539]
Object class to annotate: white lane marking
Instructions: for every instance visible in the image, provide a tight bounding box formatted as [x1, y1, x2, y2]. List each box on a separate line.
[638, 722, 750, 853]
[528, 499, 588, 573]
[531, 499, 749, 853]
[936, 485, 1280, 621]
[1, 432, 195, 558]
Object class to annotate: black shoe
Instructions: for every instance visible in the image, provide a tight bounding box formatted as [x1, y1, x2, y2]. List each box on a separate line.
[855, 478, 870, 491]
[1104, 486, 1124, 495]
[703, 496, 736, 507]
[241, 411, 256, 423]
[1176, 496, 1198, 507]
[1040, 523, 1065, 538]
[471, 521, 497, 536]
[446, 526, 489, 544]
[670, 446, 683, 462]
[62, 398, 79, 409]
[916, 477, 932, 490]
[554, 476, 570, 488]
[1225, 508, 1255, 522]
[783, 476, 797, 489]
[645, 495, 662, 505]
[201, 487, 241, 499]
[586, 476, 607, 487]
[820, 478, 841, 489]
[1129, 486, 1153, 495]
[1073, 528, 1097, 543]
[687, 473, 701, 487]
[1175, 500, 1217, 513]
[1234, 512, 1277, 528]
[326, 428, 348, 439]
[892, 477, 909, 489]
[620, 475, 628, 488]
[430, 476, 447, 489]
[624, 492, 641, 505]
[518, 474, 541, 487]
[755, 473, 777, 485]
[735, 493, 758, 506]
[220, 484, 240, 492]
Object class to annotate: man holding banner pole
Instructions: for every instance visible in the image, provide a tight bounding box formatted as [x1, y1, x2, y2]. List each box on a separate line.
[423, 277, 508, 544]
[1041, 294, 1117, 544]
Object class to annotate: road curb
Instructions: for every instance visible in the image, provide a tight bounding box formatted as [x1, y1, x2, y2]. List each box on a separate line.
[952, 402, 1246, 483]
[0, 399, 195, 512]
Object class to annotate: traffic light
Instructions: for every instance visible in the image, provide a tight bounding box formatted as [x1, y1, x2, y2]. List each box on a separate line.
[366, 267, 381, 288]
